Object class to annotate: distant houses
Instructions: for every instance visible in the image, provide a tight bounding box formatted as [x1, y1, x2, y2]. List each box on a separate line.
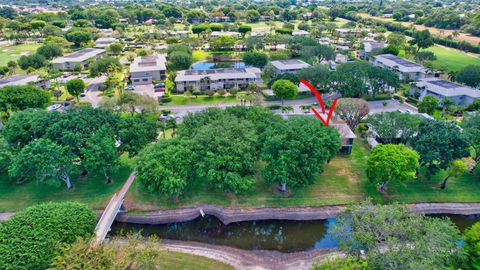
[373, 54, 426, 81]
[360, 41, 386, 58]
[0, 74, 50, 89]
[129, 54, 167, 85]
[51, 48, 106, 71]
[94, 37, 118, 49]
[412, 77, 480, 106]
[210, 31, 240, 38]
[270, 59, 311, 75]
[175, 67, 262, 92]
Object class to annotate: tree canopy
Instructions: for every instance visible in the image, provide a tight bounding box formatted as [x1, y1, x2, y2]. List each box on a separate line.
[0, 202, 96, 270]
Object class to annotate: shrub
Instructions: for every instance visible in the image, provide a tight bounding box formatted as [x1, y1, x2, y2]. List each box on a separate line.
[361, 94, 391, 101]
[0, 202, 96, 270]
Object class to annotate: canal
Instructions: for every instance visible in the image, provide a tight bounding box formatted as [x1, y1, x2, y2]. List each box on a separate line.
[110, 214, 480, 253]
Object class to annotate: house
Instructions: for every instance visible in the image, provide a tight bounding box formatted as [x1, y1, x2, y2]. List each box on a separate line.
[51, 48, 106, 71]
[412, 77, 480, 106]
[210, 16, 232, 23]
[331, 123, 356, 154]
[94, 37, 118, 49]
[335, 28, 370, 38]
[319, 37, 333, 45]
[175, 67, 262, 92]
[373, 54, 427, 81]
[210, 31, 240, 38]
[0, 74, 50, 89]
[360, 41, 386, 58]
[119, 18, 129, 24]
[270, 59, 311, 74]
[292, 30, 310, 37]
[166, 30, 190, 38]
[129, 54, 167, 85]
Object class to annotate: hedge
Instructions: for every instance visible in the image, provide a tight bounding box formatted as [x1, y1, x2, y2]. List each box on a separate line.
[362, 94, 391, 101]
[0, 202, 96, 270]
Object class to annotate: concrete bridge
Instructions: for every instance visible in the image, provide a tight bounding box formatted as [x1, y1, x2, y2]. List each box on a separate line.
[94, 171, 136, 244]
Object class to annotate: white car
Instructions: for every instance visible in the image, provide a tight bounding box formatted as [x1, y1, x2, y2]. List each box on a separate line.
[47, 104, 63, 111]
[159, 113, 174, 120]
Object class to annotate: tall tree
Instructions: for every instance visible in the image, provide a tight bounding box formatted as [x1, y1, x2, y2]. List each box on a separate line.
[271, 79, 298, 105]
[455, 65, 480, 88]
[366, 111, 423, 144]
[412, 120, 470, 176]
[366, 144, 420, 192]
[261, 117, 341, 192]
[66, 78, 85, 101]
[409, 30, 434, 53]
[334, 98, 370, 131]
[462, 113, 480, 173]
[418, 96, 438, 115]
[440, 159, 466, 189]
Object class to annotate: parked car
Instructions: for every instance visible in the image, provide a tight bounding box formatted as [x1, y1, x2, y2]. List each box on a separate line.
[159, 113, 174, 120]
[80, 93, 86, 97]
[125, 84, 135, 91]
[47, 104, 63, 111]
[154, 83, 165, 92]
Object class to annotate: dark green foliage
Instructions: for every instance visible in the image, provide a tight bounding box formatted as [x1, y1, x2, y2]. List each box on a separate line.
[455, 65, 480, 88]
[242, 51, 268, 68]
[66, 78, 85, 100]
[66, 30, 93, 46]
[367, 111, 423, 144]
[0, 202, 96, 270]
[118, 116, 158, 155]
[168, 51, 193, 70]
[261, 117, 341, 190]
[0, 85, 50, 113]
[464, 222, 480, 269]
[296, 64, 330, 90]
[267, 73, 299, 88]
[17, 53, 47, 70]
[412, 120, 470, 175]
[418, 96, 438, 115]
[89, 57, 121, 77]
[36, 43, 63, 60]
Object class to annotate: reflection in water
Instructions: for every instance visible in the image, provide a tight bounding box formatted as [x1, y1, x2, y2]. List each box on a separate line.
[191, 61, 246, 70]
[110, 215, 337, 252]
[109, 214, 480, 252]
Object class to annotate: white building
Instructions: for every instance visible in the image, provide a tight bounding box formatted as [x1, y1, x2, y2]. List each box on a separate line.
[175, 67, 262, 92]
[412, 78, 480, 106]
[292, 30, 310, 36]
[0, 74, 50, 89]
[360, 41, 386, 58]
[270, 59, 311, 74]
[94, 37, 118, 49]
[210, 31, 240, 38]
[129, 54, 167, 85]
[51, 48, 106, 70]
[373, 54, 427, 81]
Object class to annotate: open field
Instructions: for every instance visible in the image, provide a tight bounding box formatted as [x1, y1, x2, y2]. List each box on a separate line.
[0, 161, 133, 212]
[424, 45, 480, 72]
[358, 13, 480, 45]
[127, 139, 480, 210]
[164, 94, 238, 105]
[0, 43, 41, 66]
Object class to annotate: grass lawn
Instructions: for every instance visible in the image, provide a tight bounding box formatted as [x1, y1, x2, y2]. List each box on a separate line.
[163, 94, 238, 105]
[158, 250, 233, 270]
[424, 45, 480, 72]
[128, 138, 480, 210]
[0, 43, 41, 66]
[0, 161, 133, 212]
[192, 50, 213, 62]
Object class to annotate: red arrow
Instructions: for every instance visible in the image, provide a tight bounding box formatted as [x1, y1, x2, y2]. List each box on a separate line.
[299, 79, 338, 127]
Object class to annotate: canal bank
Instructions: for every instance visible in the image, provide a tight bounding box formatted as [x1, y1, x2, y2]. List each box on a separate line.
[115, 203, 480, 225]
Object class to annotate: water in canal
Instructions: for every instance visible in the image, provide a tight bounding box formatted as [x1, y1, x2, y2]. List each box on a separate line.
[109, 214, 480, 253]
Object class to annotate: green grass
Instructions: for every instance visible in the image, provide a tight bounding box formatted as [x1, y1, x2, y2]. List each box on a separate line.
[163, 94, 238, 105]
[129, 138, 480, 210]
[0, 162, 133, 212]
[424, 45, 480, 72]
[192, 50, 212, 62]
[158, 251, 234, 270]
[0, 43, 41, 66]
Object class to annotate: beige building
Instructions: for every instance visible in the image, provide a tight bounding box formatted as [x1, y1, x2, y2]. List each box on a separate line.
[51, 48, 106, 70]
[129, 54, 167, 85]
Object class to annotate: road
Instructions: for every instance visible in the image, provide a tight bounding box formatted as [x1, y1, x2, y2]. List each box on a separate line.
[161, 97, 416, 118]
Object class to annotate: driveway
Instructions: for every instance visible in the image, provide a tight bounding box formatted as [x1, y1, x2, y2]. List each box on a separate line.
[368, 99, 418, 114]
[134, 84, 163, 99]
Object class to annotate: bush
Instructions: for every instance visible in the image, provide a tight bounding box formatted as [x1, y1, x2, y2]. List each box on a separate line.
[361, 94, 391, 101]
[406, 97, 419, 105]
[160, 96, 172, 103]
[205, 89, 215, 96]
[0, 202, 96, 270]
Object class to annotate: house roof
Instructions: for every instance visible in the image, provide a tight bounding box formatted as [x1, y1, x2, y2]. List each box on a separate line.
[0, 74, 39, 87]
[417, 77, 480, 98]
[364, 41, 386, 52]
[51, 48, 105, 63]
[130, 54, 167, 73]
[175, 67, 261, 82]
[270, 59, 311, 70]
[210, 31, 240, 37]
[292, 30, 309, 36]
[331, 123, 357, 139]
[374, 54, 426, 73]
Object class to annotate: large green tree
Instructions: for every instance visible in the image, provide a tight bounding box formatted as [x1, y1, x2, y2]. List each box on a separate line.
[334, 98, 370, 131]
[137, 139, 194, 198]
[9, 138, 75, 189]
[118, 116, 158, 155]
[261, 116, 341, 192]
[0, 85, 50, 115]
[271, 79, 298, 105]
[66, 78, 85, 101]
[412, 120, 470, 176]
[418, 96, 438, 115]
[409, 29, 434, 53]
[331, 201, 463, 270]
[366, 144, 420, 192]
[464, 221, 480, 269]
[0, 202, 95, 270]
[242, 51, 268, 68]
[455, 65, 480, 88]
[192, 115, 258, 193]
[366, 111, 423, 144]
[462, 113, 480, 173]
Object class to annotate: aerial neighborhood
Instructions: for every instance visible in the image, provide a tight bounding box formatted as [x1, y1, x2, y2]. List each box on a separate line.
[0, 0, 479, 269]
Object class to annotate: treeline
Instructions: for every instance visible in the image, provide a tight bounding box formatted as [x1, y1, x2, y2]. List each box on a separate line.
[340, 13, 480, 54]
